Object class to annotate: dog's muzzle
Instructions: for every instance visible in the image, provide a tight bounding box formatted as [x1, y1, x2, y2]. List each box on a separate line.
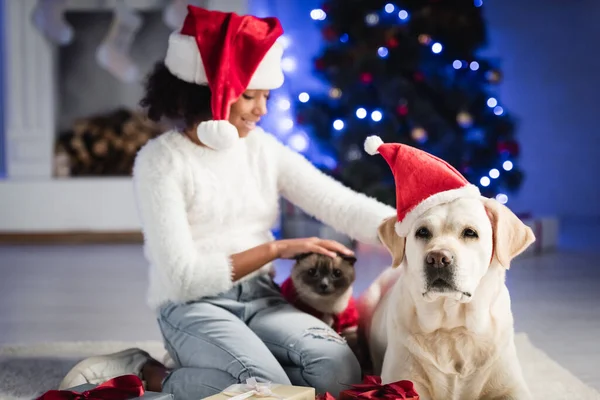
[424, 250, 461, 293]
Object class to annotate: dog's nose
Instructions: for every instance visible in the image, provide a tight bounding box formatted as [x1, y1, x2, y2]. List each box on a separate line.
[426, 250, 454, 268]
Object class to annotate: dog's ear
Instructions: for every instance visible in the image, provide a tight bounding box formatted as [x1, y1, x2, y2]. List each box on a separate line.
[483, 197, 535, 269]
[377, 216, 406, 268]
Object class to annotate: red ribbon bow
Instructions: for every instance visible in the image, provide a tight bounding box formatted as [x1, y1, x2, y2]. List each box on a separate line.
[36, 375, 145, 400]
[342, 376, 419, 400]
[317, 393, 337, 400]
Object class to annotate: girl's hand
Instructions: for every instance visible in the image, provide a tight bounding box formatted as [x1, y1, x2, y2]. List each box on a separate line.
[274, 237, 354, 259]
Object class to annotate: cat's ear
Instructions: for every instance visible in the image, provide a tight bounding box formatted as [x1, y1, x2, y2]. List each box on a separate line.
[339, 253, 357, 266]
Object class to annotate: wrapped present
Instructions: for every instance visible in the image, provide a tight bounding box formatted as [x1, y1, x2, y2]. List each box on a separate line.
[202, 377, 315, 400]
[36, 375, 173, 400]
[316, 393, 337, 400]
[520, 216, 559, 256]
[339, 375, 419, 400]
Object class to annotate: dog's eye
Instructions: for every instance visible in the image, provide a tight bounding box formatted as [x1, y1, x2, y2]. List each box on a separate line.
[332, 269, 342, 278]
[462, 228, 479, 239]
[308, 268, 317, 277]
[415, 227, 431, 239]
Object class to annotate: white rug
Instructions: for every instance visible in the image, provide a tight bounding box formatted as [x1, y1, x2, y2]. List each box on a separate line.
[0, 333, 598, 400]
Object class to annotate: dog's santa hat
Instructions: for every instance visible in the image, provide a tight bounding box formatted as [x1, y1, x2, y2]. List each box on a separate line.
[364, 135, 481, 237]
[164, 5, 284, 150]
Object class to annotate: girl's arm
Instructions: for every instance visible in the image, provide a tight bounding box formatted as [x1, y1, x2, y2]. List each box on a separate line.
[264, 133, 396, 245]
[133, 139, 356, 303]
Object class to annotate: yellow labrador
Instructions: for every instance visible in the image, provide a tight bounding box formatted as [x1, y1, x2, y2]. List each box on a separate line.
[358, 197, 535, 400]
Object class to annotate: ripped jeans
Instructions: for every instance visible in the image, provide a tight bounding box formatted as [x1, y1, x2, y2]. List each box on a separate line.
[157, 274, 361, 400]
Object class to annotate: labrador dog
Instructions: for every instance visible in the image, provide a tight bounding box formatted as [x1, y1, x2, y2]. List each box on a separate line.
[358, 196, 535, 400]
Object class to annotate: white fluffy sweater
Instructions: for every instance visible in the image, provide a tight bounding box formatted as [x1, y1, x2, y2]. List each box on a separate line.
[132, 128, 396, 311]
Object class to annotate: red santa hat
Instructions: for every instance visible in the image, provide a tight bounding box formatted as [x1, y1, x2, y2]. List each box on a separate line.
[364, 135, 481, 237]
[164, 6, 284, 150]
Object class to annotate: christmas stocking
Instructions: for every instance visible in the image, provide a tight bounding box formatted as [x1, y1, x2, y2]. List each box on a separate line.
[96, 1, 142, 83]
[31, 0, 74, 45]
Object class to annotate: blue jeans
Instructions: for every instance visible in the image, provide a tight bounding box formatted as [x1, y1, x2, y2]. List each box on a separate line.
[157, 274, 361, 400]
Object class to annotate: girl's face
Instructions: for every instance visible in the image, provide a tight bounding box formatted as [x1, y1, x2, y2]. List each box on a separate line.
[229, 90, 270, 137]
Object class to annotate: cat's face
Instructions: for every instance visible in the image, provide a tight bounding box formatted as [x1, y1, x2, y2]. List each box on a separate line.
[291, 253, 357, 297]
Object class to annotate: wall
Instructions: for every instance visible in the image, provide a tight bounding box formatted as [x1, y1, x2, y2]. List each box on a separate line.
[483, 0, 600, 219]
[0, 0, 5, 177]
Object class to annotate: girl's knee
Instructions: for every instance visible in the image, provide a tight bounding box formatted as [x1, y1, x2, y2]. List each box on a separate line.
[238, 356, 291, 385]
[300, 334, 362, 395]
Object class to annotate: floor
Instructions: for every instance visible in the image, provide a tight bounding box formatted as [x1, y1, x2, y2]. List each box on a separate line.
[0, 219, 599, 391]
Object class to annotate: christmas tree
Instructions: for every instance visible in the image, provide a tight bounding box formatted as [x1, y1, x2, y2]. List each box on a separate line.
[293, 0, 522, 208]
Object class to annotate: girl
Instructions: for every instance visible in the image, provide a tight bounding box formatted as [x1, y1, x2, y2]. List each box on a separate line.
[59, 6, 395, 400]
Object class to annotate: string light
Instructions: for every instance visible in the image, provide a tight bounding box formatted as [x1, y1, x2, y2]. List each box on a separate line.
[474, 0, 484, 7]
[277, 98, 291, 111]
[280, 118, 294, 131]
[496, 193, 508, 204]
[298, 92, 310, 103]
[480, 176, 491, 187]
[385, 3, 395, 13]
[347, 148, 362, 161]
[489, 168, 500, 179]
[310, 9, 326, 21]
[431, 42, 443, 54]
[322, 156, 337, 169]
[323, 157, 337, 169]
[487, 97, 498, 108]
[494, 106, 504, 115]
[333, 119, 344, 130]
[371, 110, 383, 122]
[470, 61, 480, 71]
[356, 108, 367, 119]
[453, 60, 462, 69]
[340, 33, 349, 43]
[365, 13, 379, 25]
[378, 47, 389, 58]
[281, 57, 296, 72]
[288, 132, 309, 152]
[278, 36, 291, 49]
[398, 10, 409, 20]
[503, 160, 513, 171]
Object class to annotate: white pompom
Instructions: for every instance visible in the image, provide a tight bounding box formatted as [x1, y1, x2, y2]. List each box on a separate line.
[364, 135, 383, 155]
[197, 120, 239, 150]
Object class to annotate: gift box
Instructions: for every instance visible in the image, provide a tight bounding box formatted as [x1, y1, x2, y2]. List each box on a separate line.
[36, 375, 173, 400]
[520, 215, 559, 257]
[338, 376, 419, 400]
[202, 378, 315, 400]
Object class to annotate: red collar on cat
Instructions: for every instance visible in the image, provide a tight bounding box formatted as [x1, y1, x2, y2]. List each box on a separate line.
[279, 277, 359, 334]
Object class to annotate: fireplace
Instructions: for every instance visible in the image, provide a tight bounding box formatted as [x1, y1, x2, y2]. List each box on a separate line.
[0, 0, 248, 233]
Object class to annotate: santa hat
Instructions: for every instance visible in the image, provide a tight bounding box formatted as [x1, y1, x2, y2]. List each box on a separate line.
[364, 136, 481, 237]
[164, 5, 284, 150]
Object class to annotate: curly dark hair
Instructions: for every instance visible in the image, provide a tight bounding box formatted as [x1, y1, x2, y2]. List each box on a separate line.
[139, 62, 212, 128]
